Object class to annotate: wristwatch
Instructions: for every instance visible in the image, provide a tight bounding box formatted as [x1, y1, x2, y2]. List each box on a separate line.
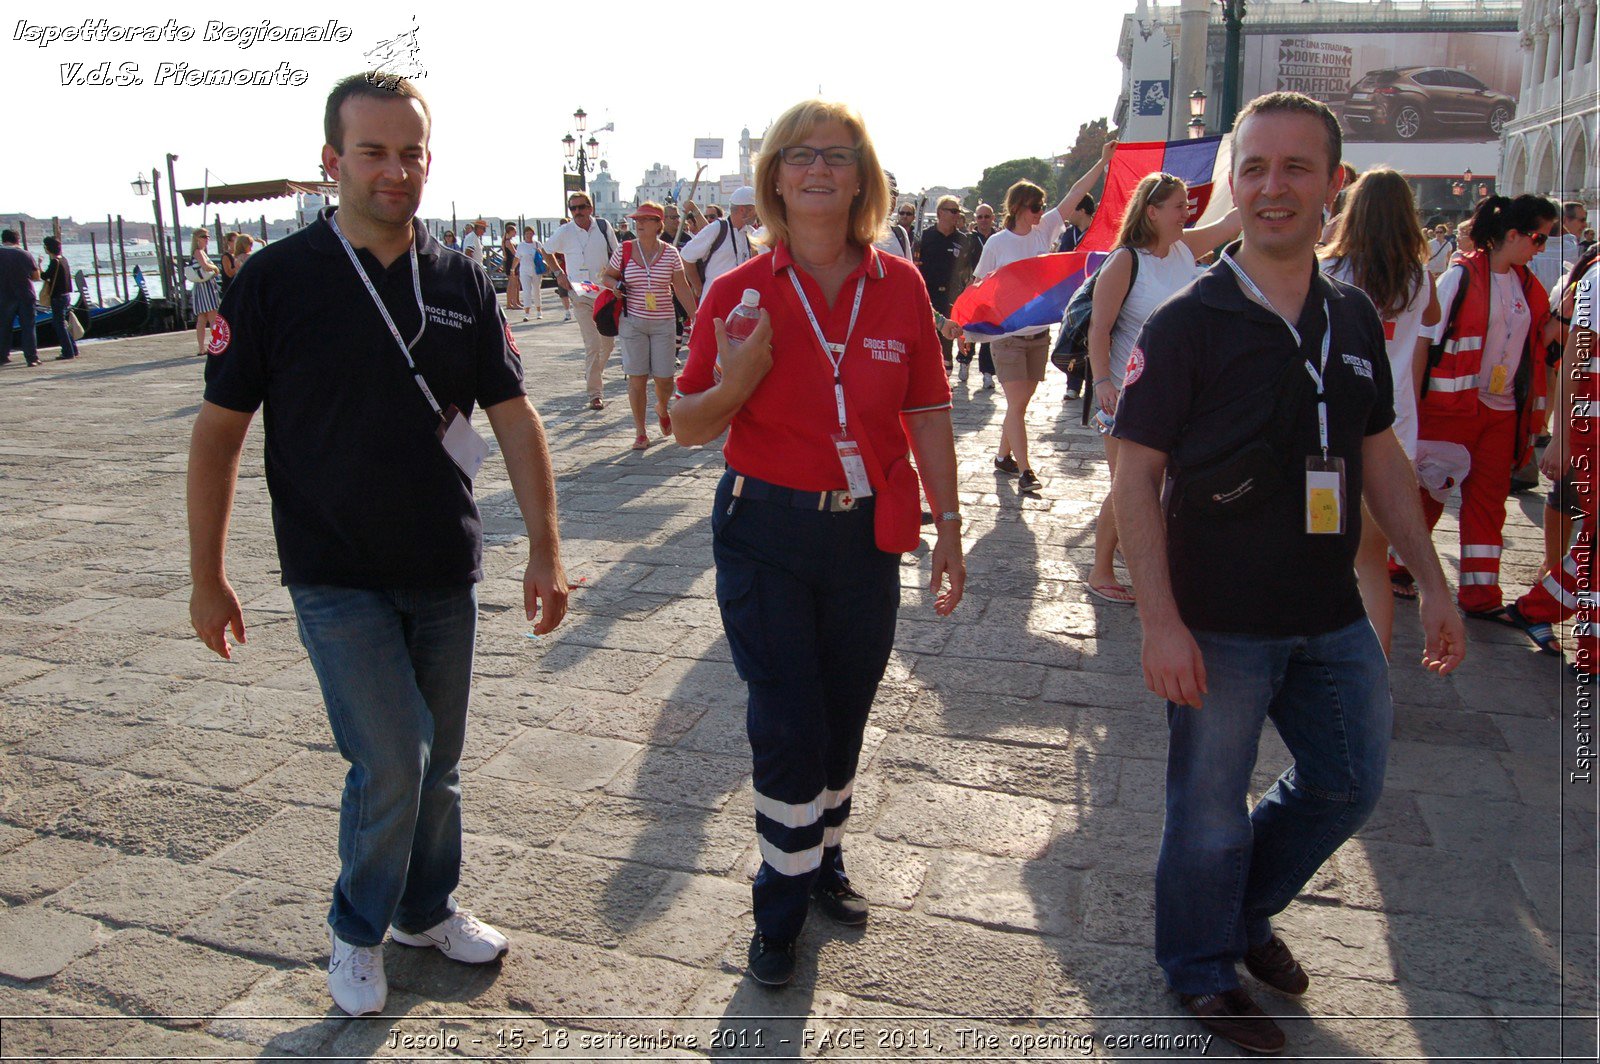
[936, 511, 961, 526]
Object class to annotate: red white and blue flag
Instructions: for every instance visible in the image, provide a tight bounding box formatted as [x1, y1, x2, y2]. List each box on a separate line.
[951, 135, 1233, 339]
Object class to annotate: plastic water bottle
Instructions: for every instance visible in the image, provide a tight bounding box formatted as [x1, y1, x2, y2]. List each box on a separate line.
[717, 288, 761, 382]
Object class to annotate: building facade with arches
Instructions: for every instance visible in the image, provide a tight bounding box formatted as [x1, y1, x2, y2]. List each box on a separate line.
[1502, 0, 1598, 208]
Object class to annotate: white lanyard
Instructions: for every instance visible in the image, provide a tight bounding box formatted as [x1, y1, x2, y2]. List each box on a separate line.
[787, 268, 866, 433]
[328, 210, 442, 420]
[1223, 251, 1333, 456]
[632, 241, 666, 293]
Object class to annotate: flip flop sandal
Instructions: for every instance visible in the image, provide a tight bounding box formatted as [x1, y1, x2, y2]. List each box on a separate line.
[659, 410, 672, 436]
[1464, 606, 1519, 627]
[1500, 603, 1561, 656]
[1087, 583, 1136, 605]
[1390, 572, 1418, 600]
[632, 435, 650, 451]
[589, 397, 604, 410]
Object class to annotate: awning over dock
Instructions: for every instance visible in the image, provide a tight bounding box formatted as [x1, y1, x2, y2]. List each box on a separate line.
[177, 179, 338, 206]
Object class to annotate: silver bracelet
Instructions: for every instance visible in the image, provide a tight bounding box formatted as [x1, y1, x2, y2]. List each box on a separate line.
[936, 511, 961, 526]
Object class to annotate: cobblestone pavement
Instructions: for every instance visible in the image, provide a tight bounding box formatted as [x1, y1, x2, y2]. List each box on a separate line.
[0, 308, 1595, 1062]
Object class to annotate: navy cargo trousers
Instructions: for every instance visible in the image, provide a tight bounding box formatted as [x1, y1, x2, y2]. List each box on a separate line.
[711, 468, 900, 941]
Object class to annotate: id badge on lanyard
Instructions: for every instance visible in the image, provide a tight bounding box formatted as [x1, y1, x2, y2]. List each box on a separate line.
[789, 269, 873, 498]
[329, 211, 492, 479]
[1301, 311, 1344, 535]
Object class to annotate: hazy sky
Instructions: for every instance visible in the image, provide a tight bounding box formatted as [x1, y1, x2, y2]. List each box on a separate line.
[4, 1, 1129, 225]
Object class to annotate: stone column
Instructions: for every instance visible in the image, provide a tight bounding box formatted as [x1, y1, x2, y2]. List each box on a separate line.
[1520, 30, 1537, 99]
[1564, 6, 1582, 73]
[1577, 0, 1597, 70]
[1173, 0, 1210, 140]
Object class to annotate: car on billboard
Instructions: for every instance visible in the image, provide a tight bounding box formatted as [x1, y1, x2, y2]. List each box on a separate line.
[1341, 66, 1515, 141]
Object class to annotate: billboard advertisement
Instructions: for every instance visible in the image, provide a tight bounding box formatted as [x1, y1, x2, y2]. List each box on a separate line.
[1241, 31, 1521, 145]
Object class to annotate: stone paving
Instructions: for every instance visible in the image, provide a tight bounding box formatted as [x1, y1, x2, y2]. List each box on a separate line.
[0, 303, 1595, 1062]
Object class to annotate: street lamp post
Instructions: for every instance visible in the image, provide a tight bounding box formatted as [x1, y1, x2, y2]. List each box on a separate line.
[1219, 0, 1247, 133]
[561, 107, 605, 196]
[1189, 89, 1209, 138]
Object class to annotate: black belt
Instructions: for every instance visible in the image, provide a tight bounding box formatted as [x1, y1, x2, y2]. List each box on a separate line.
[726, 469, 868, 512]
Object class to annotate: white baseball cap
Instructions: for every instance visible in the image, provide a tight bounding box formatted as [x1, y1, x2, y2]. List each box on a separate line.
[730, 186, 757, 207]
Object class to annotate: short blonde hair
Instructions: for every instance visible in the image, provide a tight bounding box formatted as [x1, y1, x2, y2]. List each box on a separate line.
[754, 99, 891, 250]
[1114, 173, 1188, 251]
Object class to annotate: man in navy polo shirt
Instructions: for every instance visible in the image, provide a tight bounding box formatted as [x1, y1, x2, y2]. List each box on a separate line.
[187, 72, 569, 1017]
[1112, 92, 1465, 1055]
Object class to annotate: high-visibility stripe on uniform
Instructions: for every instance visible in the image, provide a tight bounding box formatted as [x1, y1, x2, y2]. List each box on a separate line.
[1460, 571, 1498, 584]
[759, 836, 822, 876]
[1429, 375, 1479, 393]
[1541, 573, 1578, 609]
[1461, 544, 1502, 558]
[1443, 336, 1485, 355]
[821, 780, 854, 809]
[753, 789, 822, 829]
[822, 824, 845, 848]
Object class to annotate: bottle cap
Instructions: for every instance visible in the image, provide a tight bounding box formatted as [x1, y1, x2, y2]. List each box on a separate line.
[740, 288, 760, 307]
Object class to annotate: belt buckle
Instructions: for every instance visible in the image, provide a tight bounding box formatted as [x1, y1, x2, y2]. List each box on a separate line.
[828, 491, 857, 512]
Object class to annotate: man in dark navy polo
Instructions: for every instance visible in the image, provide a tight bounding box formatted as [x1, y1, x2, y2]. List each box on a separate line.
[186, 72, 569, 1018]
[1112, 92, 1465, 1055]
[918, 195, 969, 374]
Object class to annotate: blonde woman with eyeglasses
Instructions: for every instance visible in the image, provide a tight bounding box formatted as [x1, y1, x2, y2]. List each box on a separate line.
[1084, 172, 1239, 604]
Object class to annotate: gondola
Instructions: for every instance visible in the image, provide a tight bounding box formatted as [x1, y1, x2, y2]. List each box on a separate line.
[9, 270, 152, 350]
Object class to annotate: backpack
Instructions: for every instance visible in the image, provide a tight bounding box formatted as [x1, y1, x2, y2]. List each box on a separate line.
[596, 217, 618, 257]
[1051, 249, 1140, 423]
[592, 240, 633, 338]
[692, 219, 738, 286]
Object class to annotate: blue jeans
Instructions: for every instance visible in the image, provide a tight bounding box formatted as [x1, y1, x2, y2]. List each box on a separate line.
[49, 295, 77, 359]
[1154, 617, 1391, 995]
[289, 583, 477, 947]
[2, 296, 37, 363]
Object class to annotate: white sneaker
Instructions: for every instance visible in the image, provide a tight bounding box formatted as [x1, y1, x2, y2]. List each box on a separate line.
[982, 373, 995, 390]
[521, 313, 530, 322]
[562, 311, 573, 322]
[390, 910, 509, 964]
[958, 362, 970, 383]
[327, 930, 387, 1016]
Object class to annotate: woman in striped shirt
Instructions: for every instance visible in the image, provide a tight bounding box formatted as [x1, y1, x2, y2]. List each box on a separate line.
[601, 202, 698, 450]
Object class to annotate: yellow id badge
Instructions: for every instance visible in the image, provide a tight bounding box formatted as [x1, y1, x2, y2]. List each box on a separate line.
[1488, 364, 1509, 394]
[645, 292, 658, 312]
[1305, 457, 1346, 535]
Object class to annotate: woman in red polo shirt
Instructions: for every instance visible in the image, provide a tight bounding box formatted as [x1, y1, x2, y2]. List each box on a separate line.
[672, 98, 965, 989]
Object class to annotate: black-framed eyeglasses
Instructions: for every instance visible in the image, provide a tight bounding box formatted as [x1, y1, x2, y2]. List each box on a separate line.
[779, 145, 861, 167]
[1528, 231, 1550, 247]
[938, 206, 961, 214]
[1027, 202, 1047, 213]
[568, 203, 591, 212]
[898, 209, 915, 216]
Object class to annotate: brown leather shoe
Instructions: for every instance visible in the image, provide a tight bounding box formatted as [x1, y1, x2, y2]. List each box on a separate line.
[1180, 988, 1286, 1055]
[1244, 934, 1310, 996]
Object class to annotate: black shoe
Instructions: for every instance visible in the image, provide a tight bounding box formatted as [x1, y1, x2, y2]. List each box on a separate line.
[747, 931, 796, 987]
[1180, 988, 1286, 1055]
[53, 353, 75, 361]
[24, 359, 41, 367]
[813, 879, 869, 926]
[1243, 935, 1310, 996]
[994, 454, 1020, 475]
[1018, 470, 1042, 492]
